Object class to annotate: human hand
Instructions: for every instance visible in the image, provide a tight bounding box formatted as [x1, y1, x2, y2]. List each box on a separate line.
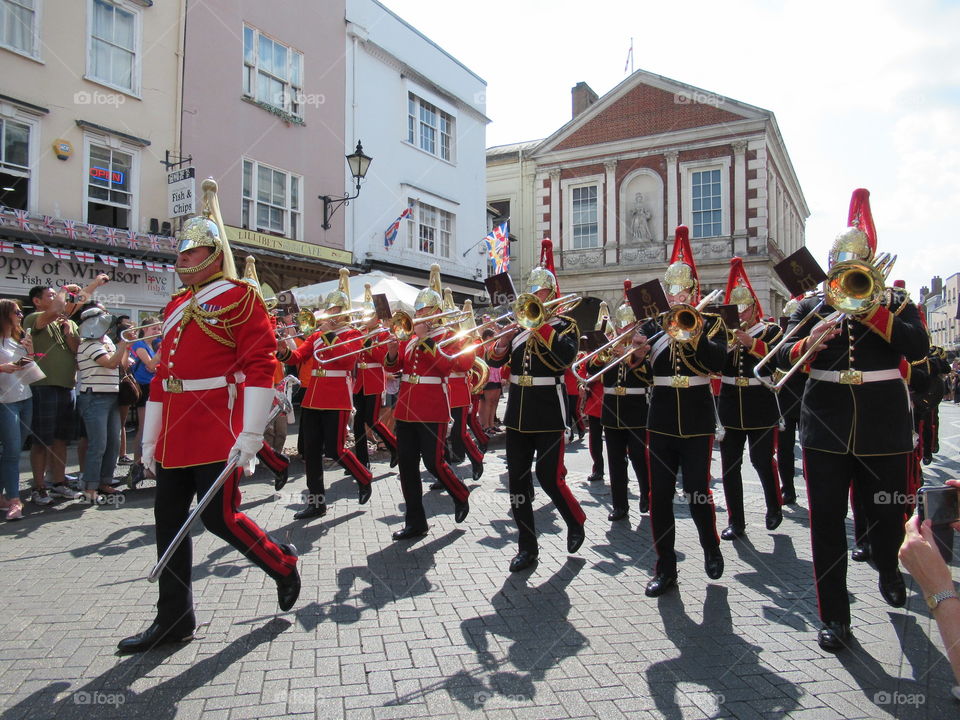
[899, 515, 956, 596]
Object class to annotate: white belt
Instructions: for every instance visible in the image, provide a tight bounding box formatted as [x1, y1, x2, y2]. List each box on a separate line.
[402, 373, 444, 385]
[721, 376, 763, 387]
[510, 375, 559, 387]
[652, 375, 711, 388]
[603, 386, 647, 396]
[357, 363, 381, 370]
[164, 377, 228, 392]
[449, 372, 467, 378]
[808, 368, 902, 385]
[311, 369, 348, 378]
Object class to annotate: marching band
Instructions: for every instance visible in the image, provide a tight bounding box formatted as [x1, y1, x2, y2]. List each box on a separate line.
[117, 181, 943, 657]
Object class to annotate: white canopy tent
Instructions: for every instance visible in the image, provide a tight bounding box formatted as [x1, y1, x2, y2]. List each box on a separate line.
[290, 270, 419, 316]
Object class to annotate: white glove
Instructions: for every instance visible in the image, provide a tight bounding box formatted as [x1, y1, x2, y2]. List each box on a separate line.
[230, 386, 274, 476]
[140, 401, 162, 474]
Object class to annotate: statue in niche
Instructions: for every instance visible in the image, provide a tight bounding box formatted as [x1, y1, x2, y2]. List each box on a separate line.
[630, 193, 654, 242]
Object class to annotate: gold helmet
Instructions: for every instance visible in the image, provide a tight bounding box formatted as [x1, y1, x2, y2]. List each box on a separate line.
[614, 279, 635, 329]
[663, 226, 698, 298]
[176, 178, 237, 279]
[829, 188, 876, 268]
[460, 299, 477, 334]
[414, 264, 443, 312]
[525, 238, 559, 300]
[594, 301, 612, 332]
[324, 268, 352, 312]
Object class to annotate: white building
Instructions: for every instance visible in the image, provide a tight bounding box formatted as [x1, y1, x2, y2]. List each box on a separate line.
[344, 0, 489, 301]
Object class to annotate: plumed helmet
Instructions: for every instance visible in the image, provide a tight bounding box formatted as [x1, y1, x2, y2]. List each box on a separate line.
[614, 279, 635, 328]
[724, 257, 761, 314]
[594, 301, 612, 333]
[525, 238, 559, 299]
[414, 264, 443, 312]
[663, 226, 699, 298]
[175, 178, 237, 279]
[829, 188, 876, 268]
[324, 268, 352, 312]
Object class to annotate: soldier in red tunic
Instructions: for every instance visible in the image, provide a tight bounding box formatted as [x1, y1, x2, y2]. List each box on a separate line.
[351, 283, 398, 470]
[277, 269, 373, 519]
[118, 180, 299, 654]
[441, 289, 484, 481]
[384, 265, 470, 539]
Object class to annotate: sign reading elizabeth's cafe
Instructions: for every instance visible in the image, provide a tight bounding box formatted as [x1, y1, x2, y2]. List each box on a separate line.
[0, 246, 175, 321]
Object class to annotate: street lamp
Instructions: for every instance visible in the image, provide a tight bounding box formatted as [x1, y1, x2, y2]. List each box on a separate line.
[319, 141, 372, 230]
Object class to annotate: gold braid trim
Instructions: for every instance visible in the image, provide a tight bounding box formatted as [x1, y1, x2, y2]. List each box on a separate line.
[531, 316, 579, 371]
[179, 283, 258, 349]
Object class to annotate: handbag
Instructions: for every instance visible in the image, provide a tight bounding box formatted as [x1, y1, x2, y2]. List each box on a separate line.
[118, 370, 141, 406]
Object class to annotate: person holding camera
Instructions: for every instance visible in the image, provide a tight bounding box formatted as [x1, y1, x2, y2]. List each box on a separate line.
[75, 304, 130, 502]
[898, 479, 960, 697]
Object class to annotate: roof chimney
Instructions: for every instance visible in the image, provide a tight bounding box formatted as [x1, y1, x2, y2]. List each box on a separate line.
[571, 82, 599, 119]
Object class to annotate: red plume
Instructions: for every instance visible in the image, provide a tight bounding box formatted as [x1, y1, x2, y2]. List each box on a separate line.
[623, 279, 632, 299]
[540, 238, 558, 293]
[847, 188, 877, 255]
[723, 256, 762, 316]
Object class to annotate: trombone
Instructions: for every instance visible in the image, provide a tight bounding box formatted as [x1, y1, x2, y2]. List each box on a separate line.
[276, 309, 320, 339]
[752, 253, 895, 391]
[662, 288, 723, 343]
[120, 322, 162, 342]
[444, 293, 581, 359]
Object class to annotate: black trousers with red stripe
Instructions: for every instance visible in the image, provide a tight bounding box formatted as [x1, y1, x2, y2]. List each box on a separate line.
[777, 416, 799, 496]
[154, 462, 297, 631]
[505, 429, 586, 553]
[803, 449, 908, 625]
[450, 406, 484, 463]
[566, 395, 585, 435]
[468, 396, 488, 448]
[351, 391, 397, 467]
[647, 432, 720, 577]
[301, 407, 371, 499]
[395, 419, 469, 528]
[605, 425, 647, 511]
[719, 426, 782, 529]
[588, 415, 605, 476]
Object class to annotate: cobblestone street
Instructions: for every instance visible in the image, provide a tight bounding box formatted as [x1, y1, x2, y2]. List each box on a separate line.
[2, 403, 960, 719]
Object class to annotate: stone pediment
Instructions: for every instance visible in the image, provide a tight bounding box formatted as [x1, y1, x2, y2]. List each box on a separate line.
[536, 69, 769, 155]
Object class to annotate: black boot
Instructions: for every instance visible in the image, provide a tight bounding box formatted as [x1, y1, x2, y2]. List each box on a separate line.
[276, 544, 300, 611]
[293, 499, 326, 520]
[117, 621, 194, 655]
[470, 457, 484, 481]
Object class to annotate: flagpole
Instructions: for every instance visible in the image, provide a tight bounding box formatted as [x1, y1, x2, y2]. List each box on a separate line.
[462, 218, 510, 258]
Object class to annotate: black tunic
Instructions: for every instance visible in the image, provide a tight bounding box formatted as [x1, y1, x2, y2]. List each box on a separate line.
[775, 292, 928, 455]
[718, 321, 782, 430]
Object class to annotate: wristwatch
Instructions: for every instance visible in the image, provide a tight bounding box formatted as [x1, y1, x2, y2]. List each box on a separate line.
[925, 588, 959, 610]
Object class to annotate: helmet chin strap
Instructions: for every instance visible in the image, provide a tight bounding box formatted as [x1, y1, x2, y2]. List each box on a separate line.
[177, 246, 222, 275]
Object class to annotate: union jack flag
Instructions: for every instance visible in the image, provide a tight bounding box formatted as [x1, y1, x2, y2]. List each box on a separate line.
[74, 250, 96, 263]
[82, 223, 98, 240]
[148, 234, 160, 250]
[125, 230, 138, 248]
[484, 221, 510, 274]
[0, 241, 15, 253]
[63, 220, 77, 239]
[20, 243, 45, 257]
[99, 254, 119, 266]
[13, 209, 30, 231]
[42, 216, 56, 233]
[48, 247, 72, 260]
[384, 206, 413, 249]
[103, 227, 119, 246]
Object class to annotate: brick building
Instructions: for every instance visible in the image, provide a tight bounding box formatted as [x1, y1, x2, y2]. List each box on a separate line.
[487, 70, 808, 315]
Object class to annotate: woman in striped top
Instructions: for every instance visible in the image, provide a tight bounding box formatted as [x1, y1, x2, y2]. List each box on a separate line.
[76, 305, 130, 502]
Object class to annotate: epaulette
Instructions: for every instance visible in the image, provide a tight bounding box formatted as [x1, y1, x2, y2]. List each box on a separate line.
[171, 287, 189, 299]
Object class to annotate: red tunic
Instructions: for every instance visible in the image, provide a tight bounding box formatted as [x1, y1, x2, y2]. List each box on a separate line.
[354, 327, 389, 396]
[150, 278, 275, 468]
[444, 334, 474, 409]
[384, 335, 453, 423]
[287, 326, 361, 410]
[564, 367, 580, 395]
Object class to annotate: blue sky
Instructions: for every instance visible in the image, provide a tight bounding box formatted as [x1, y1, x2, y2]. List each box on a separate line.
[382, 0, 960, 297]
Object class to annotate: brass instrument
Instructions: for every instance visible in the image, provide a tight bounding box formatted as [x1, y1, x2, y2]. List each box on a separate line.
[317, 307, 466, 362]
[753, 253, 896, 391]
[572, 323, 639, 376]
[120, 321, 162, 342]
[579, 338, 645, 386]
[469, 356, 490, 394]
[663, 288, 723, 343]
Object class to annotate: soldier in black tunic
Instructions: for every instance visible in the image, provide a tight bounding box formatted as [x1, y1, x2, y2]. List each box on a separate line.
[776, 189, 928, 651]
[718, 257, 784, 540]
[644, 226, 727, 598]
[774, 296, 806, 506]
[589, 285, 653, 521]
[487, 239, 586, 572]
